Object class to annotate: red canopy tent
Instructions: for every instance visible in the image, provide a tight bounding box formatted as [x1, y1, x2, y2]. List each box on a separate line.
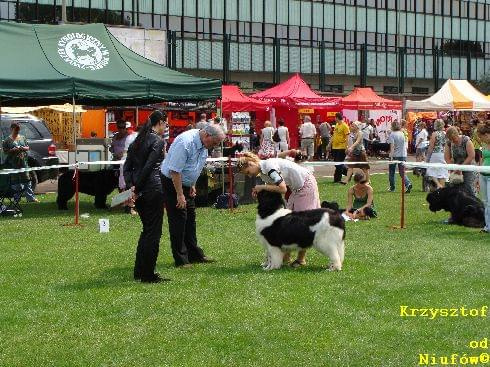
[252, 74, 341, 109]
[251, 74, 341, 148]
[342, 87, 402, 110]
[221, 85, 270, 113]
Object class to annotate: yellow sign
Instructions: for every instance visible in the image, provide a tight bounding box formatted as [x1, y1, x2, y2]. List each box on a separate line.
[298, 108, 314, 114]
[326, 112, 337, 117]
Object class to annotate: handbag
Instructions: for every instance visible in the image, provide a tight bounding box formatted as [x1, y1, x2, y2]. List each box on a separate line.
[215, 193, 239, 209]
[272, 129, 281, 143]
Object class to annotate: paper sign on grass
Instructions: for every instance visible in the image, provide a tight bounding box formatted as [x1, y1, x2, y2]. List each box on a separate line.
[99, 219, 110, 233]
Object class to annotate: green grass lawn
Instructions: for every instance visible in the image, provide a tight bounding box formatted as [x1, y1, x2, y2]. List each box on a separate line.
[0, 174, 488, 367]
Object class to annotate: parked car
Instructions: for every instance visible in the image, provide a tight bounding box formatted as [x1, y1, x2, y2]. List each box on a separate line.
[0, 113, 59, 189]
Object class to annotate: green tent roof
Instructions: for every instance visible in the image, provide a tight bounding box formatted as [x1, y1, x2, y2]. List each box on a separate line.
[0, 21, 221, 106]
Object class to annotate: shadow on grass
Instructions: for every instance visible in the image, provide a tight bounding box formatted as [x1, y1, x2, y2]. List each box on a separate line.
[200, 263, 329, 276]
[56, 265, 142, 291]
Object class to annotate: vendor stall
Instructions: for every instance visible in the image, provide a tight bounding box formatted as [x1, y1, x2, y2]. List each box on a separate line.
[252, 74, 341, 148]
[341, 87, 402, 143]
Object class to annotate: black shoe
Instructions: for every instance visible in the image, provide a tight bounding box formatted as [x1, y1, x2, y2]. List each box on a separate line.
[141, 273, 171, 283]
[405, 184, 412, 193]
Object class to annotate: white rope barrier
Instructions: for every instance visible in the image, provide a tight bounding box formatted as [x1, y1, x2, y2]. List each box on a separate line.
[1, 158, 489, 175]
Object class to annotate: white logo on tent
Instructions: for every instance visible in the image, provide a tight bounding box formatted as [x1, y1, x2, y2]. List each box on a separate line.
[57, 33, 109, 70]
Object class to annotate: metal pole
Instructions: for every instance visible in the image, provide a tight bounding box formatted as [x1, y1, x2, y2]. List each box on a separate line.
[72, 95, 79, 225]
[61, 0, 67, 23]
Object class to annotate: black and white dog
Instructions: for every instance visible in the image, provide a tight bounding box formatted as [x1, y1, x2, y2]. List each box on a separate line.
[255, 191, 346, 271]
[426, 184, 485, 228]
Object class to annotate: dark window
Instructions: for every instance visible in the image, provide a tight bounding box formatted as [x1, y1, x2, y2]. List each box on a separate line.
[425, 37, 433, 51]
[300, 26, 311, 46]
[226, 20, 237, 35]
[138, 13, 152, 28]
[384, 86, 399, 94]
[289, 25, 299, 45]
[183, 17, 196, 35]
[264, 23, 275, 39]
[324, 28, 334, 45]
[335, 29, 344, 48]
[366, 32, 376, 50]
[19, 124, 42, 140]
[17, 3, 37, 22]
[169, 16, 181, 32]
[277, 24, 288, 39]
[212, 19, 224, 39]
[251, 22, 262, 38]
[377, 33, 386, 52]
[324, 84, 343, 93]
[238, 21, 250, 42]
[198, 18, 210, 38]
[253, 81, 275, 90]
[412, 87, 429, 94]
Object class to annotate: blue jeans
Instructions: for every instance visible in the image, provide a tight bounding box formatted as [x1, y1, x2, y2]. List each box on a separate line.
[480, 175, 490, 232]
[12, 181, 36, 202]
[389, 157, 412, 191]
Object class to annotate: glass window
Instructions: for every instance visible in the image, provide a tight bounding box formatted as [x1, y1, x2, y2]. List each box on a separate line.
[276, 0, 288, 24]
[212, 18, 224, 35]
[251, 22, 262, 38]
[226, 0, 237, 20]
[277, 24, 288, 39]
[198, 0, 210, 18]
[469, 2, 476, 19]
[289, 0, 300, 26]
[367, 0, 376, 8]
[289, 25, 299, 40]
[264, 23, 275, 39]
[168, 15, 181, 31]
[434, 0, 442, 15]
[356, 31, 366, 44]
[197, 18, 210, 38]
[477, 3, 485, 20]
[461, 1, 468, 18]
[252, 0, 262, 22]
[301, 26, 311, 46]
[226, 20, 237, 35]
[443, 1, 451, 16]
[324, 28, 334, 45]
[407, 0, 415, 12]
[184, 16, 196, 34]
[425, 0, 433, 14]
[377, 0, 385, 8]
[387, 0, 396, 10]
[335, 29, 345, 48]
[398, 0, 405, 11]
[139, 13, 152, 28]
[169, 0, 183, 16]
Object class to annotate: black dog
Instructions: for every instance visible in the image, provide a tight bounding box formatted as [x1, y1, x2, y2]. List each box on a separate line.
[57, 169, 118, 210]
[426, 184, 485, 228]
[321, 200, 344, 214]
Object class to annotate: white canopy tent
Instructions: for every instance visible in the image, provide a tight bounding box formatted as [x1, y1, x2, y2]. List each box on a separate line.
[405, 80, 490, 111]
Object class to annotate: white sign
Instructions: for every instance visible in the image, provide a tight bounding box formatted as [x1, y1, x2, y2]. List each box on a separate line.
[369, 110, 402, 143]
[341, 110, 359, 124]
[58, 33, 110, 70]
[99, 218, 110, 233]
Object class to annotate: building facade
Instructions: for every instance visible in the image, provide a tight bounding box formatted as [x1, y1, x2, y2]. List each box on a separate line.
[1, 0, 490, 95]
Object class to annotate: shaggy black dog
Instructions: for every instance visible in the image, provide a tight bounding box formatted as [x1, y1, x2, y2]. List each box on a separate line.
[57, 169, 118, 210]
[321, 200, 344, 214]
[426, 184, 485, 228]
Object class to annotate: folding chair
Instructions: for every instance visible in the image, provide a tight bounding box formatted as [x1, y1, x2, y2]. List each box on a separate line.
[0, 171, 27, 217]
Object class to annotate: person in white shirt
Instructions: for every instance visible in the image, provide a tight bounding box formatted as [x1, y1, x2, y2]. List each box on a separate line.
[276, 118, 290, 152]
[237, 152, 321, 268]
[299, 116, 317, 160]
[361, 119, 373, 154]
[119, 121, 138, 214]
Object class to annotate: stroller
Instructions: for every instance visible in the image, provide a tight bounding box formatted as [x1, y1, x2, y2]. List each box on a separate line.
[0, 171, 28, 217]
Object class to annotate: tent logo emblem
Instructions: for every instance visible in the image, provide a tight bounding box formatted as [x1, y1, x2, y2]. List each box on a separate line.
[58, 33, 109, 70]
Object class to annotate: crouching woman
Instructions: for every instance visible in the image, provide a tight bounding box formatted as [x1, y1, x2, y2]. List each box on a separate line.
[344, 172, 377, 220]
[237, 152, 320, 267]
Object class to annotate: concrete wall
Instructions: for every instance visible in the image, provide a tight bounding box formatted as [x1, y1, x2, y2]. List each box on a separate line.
[107, 26, 166, 65]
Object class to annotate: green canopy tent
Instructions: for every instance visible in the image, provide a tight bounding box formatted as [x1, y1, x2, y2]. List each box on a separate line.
[0, 21, 221, 106]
